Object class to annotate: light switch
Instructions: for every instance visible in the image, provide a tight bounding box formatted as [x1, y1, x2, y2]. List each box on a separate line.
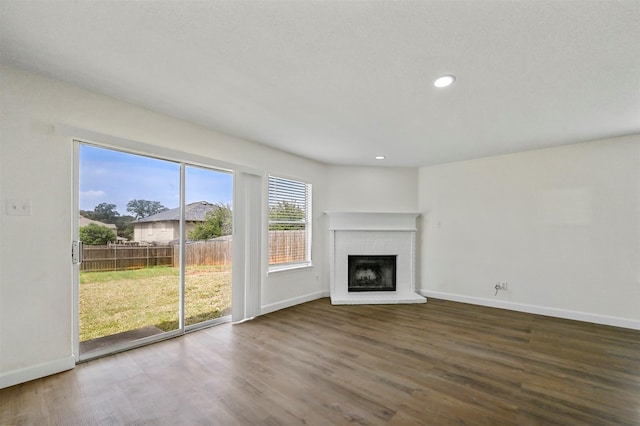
[5, 199, 32, 216]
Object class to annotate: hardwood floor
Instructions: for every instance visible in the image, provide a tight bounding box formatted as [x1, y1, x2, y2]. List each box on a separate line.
[2, 298, 639, 425]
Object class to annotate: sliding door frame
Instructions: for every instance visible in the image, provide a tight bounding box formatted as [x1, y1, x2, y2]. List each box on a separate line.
[65, 125, 264, 362]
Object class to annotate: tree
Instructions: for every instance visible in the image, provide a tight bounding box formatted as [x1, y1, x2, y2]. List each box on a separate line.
[269, 201, 305, 230]
[93, 202, 120, 222]
[126, 199, 168, 220]
[79, 223, 116, 245]
[188, 203, 232, 240]
[114, 215, 135, 241]
[81, 202, 119, 223]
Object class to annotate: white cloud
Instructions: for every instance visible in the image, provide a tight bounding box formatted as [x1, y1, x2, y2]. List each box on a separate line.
[80, 190, 106, 199]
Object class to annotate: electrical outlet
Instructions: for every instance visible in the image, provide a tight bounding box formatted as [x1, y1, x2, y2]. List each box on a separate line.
[494, 281, 508, 295]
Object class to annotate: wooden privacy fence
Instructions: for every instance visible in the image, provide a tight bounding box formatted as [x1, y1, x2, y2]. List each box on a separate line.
[269, 230, 306, 265]
[175, 239, 233, 267]
[81, 231, 306, 272]
[80, 245, 174, 272]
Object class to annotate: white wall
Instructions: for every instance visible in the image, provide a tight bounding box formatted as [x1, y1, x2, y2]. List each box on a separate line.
[0, 66, 329, 387]
[325, 166, 418, 212]
[418, 135, 640, 328]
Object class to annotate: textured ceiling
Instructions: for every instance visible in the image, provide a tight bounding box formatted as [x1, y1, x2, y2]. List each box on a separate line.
[1, 0, 639, 167]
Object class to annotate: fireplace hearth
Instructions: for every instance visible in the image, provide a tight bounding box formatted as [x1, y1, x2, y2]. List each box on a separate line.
[348, 255, 396, 292]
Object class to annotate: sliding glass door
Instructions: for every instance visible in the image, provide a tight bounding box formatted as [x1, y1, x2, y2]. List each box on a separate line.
[184, 165, 233, 328]
[76, 143, 232, 359]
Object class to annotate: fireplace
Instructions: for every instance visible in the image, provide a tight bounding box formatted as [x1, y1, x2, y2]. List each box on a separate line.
[327, 212, 426, 304]
[348, 255, 396, 292]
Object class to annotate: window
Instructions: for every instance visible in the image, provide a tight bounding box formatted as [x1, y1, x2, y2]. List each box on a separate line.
[268, 175, 312, 270]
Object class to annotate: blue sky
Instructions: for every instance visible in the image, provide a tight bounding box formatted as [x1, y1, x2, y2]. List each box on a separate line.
[79, 144, 233, 215]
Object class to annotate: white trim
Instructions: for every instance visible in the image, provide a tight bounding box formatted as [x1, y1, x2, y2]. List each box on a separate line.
[267, 262, 313, 274]
[419, 290, 640, 331]
[261, 291, 329, 315]
[72, 141, 80, 362]
[55, 123, 262, 176]
[326, 212, 420, 231]
[178, 164, 186, 327]
[0, 356, 75, 389]
[231, 316, 256, 325]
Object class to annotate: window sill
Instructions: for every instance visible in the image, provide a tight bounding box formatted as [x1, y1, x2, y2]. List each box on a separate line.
[268, 263, 314, 275]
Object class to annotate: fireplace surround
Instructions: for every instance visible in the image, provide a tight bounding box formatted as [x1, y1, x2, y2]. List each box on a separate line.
[327, 212, 427, 304]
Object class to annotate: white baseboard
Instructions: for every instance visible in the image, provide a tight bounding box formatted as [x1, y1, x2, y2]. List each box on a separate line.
[0, 355, 75, 389]
[261, 290, 330, 315]
[418, 290, 640, 331]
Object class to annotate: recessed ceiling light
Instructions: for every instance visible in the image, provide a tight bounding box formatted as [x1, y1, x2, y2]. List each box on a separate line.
[434, 75, 455, 88]
[375, 156, 386, 160]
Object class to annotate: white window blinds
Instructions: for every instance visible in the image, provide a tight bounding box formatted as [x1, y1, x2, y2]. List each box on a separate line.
[268, 176, 311, 268]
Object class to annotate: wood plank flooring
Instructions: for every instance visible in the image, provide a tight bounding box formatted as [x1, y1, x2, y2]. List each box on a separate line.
[1, 298, 639, 425]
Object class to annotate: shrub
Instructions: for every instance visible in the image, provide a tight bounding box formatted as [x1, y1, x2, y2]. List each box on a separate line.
[80, 223, 116, 245]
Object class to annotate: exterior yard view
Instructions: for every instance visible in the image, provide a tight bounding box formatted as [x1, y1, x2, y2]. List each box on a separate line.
[78, 193, 305, 347]
[80, 265, 231, 342]
[78, 229, 305, 345]
[78, 146, 238, 349]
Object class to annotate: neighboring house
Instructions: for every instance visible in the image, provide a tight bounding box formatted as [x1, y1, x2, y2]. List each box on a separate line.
[133, 201, 218, 244]
[79, 215, 118, 233]
[79, 216, 128, 243]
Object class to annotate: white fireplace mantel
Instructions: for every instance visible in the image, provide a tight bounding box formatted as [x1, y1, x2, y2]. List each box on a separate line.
[326, 212, 427, 305]
[327, 211, 419, 232]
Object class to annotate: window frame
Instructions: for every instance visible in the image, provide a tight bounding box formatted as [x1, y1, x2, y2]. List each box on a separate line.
[267, 175, 312, 272]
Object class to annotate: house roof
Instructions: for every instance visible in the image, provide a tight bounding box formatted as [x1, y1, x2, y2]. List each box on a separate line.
[79, 216, 117, 231]
[136, 201, 218, 223]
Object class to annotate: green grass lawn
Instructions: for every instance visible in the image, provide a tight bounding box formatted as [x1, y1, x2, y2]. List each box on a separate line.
[80, 265, 231, 341]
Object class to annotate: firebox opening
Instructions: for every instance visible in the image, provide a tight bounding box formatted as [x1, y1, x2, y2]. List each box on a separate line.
[348, 255, 397, 292]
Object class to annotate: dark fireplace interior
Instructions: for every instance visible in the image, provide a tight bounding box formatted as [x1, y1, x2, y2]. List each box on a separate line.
[348, 255, 397, 292]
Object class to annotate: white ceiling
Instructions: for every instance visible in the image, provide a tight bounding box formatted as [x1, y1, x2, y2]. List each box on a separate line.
[1, 1, 639, 167]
